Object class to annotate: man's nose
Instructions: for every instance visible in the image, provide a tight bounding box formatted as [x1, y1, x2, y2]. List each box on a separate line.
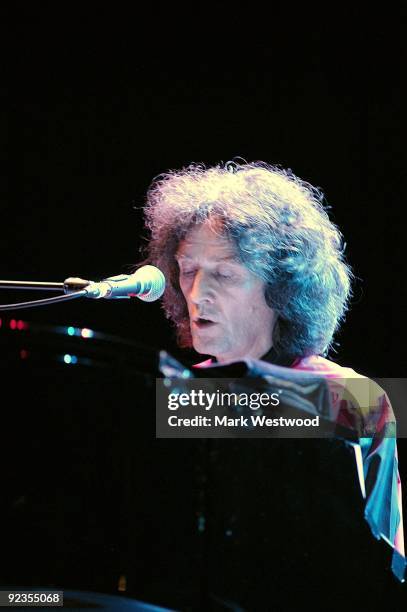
[190, 269, 215, 305]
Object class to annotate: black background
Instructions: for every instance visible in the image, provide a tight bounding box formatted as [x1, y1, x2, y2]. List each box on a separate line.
[4, 5, 407, 610]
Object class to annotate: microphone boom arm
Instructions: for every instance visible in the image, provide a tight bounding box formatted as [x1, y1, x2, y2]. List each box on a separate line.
[0, 266, 165, 311]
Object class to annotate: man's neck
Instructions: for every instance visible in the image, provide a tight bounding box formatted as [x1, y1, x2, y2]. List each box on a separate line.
[210, 345, 294, 368]
[215, 344, 274, 364]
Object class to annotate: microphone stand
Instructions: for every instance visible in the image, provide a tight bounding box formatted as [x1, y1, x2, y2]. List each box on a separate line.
[0, 278, 91, 311]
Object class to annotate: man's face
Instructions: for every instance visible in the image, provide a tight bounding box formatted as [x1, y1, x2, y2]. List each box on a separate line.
[176, 222, 276, 363]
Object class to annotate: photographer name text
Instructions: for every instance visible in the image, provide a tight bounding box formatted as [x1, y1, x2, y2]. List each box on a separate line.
[168, 415, 320, 428]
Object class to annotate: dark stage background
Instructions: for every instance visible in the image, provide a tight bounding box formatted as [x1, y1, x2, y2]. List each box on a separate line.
[4, 6, 406, 611]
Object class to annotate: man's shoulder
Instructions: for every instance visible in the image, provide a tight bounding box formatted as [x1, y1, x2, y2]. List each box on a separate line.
[292, 354, 363, 378]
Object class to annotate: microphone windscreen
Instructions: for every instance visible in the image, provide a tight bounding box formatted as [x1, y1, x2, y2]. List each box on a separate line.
[135, 265, 165, 302]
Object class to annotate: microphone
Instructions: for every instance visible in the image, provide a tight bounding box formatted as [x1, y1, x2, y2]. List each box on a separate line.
[81, 265, 165, 302]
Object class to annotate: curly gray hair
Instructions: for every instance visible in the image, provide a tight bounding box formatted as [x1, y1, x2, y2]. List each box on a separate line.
[143, 160, 353, 359]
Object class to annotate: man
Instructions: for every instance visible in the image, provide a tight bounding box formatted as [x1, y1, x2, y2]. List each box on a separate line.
[143, 160, 405, 585]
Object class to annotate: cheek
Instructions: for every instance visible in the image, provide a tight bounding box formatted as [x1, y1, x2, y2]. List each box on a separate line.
[249, 297, 268, 315]
[236, 288, 272, 325]
[241, 284, 267, 311]
[224, 293, 258, 326]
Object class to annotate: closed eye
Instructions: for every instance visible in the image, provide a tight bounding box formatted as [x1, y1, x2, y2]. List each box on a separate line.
[215, 271, 233, 279]
[180, 268, 236, 280]
[180, 269, 196, 277]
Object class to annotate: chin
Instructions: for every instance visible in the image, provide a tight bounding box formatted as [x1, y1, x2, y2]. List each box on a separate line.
[193, 339, 217, 356]
[193, 343, 212, 355]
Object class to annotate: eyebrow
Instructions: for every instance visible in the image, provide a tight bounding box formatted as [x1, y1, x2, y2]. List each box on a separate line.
[175, 254, 240, 263]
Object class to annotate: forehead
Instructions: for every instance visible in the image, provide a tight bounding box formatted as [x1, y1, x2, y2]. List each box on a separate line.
[176, 223, 238, 262]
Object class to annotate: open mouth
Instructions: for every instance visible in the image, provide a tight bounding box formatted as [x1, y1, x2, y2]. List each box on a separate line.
[193, 317, 217, 329]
